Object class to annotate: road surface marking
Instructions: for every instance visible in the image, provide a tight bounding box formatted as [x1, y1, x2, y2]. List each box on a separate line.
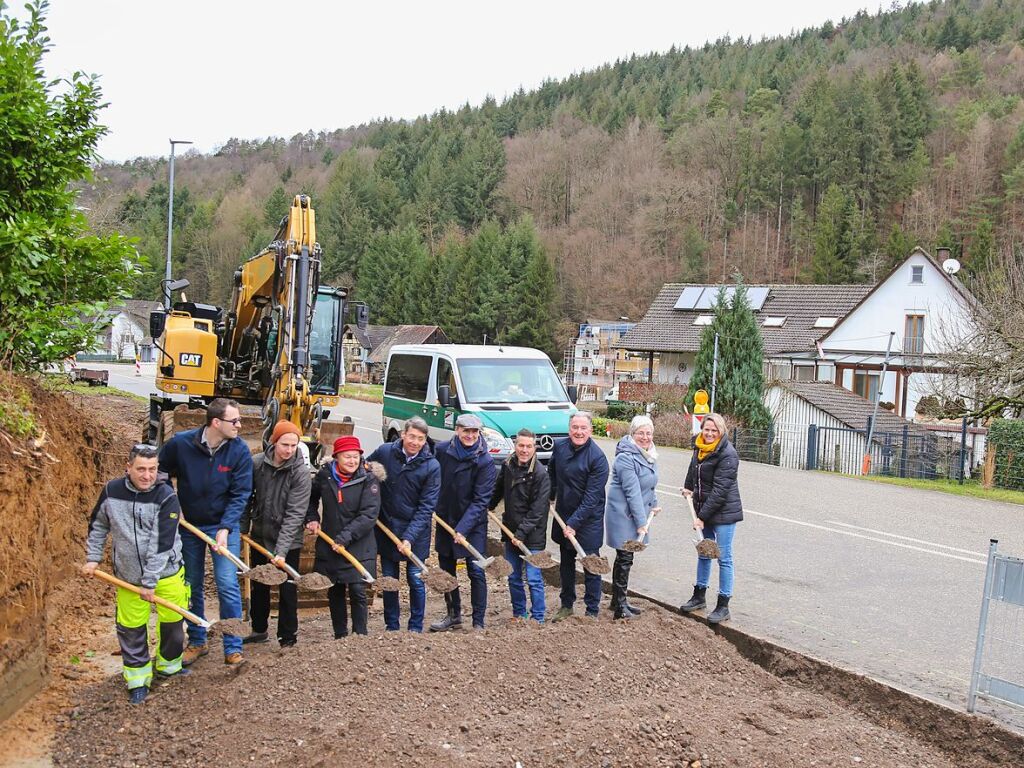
[824, 520, 983, 557]
[654, 484, 986, 565]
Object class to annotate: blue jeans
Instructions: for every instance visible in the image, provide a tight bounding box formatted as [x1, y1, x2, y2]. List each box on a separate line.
[559, 541, 602, 615]
[696, 522, 736, 597]
[180, 526, 243, 655]
[438, 553, 487, 627]
[505, 542, 546, 622]
[381, 557, 426, 632]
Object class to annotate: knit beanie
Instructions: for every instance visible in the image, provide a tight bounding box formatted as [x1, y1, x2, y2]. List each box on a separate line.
[270, 420, 302, 444]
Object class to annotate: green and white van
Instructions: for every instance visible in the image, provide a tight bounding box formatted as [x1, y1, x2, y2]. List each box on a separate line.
[381, 344, 577, 462]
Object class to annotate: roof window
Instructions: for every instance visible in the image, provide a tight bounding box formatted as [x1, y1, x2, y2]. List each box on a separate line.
[813, 317, 838, 329]
[693, 315, 714, 326]
[762, 316, 787, 327]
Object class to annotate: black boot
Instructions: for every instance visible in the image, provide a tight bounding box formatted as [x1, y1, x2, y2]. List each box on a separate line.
[612, 551, 634, 620]
[429, 591, 463, 632]
[679, 585, 707, 614]
[707, 594, 731, 624]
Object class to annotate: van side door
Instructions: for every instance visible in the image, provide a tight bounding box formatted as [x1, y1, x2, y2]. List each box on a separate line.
[382, 352, 436, 437]
[430, 355, 460, 442]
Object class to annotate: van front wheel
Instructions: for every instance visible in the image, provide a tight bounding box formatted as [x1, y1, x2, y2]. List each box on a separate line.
[387, 429, 400, 442]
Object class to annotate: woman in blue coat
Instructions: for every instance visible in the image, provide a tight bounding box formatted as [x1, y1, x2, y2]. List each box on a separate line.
[366, 416, 441, 633]
[680, 413, 743, 624]
[430, 414, 498, 631]
[605, 415, 660, 620]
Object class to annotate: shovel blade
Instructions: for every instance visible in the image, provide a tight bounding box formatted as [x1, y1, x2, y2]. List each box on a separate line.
[474, 557, 495, 568]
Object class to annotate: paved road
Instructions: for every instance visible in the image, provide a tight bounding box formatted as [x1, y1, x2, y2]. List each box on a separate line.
[83, 364, 1024, 726]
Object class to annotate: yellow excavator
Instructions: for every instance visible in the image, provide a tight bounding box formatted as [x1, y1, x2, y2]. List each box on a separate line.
[146, 194, 360, 460]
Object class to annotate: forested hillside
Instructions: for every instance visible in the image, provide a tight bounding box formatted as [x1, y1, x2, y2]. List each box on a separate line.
[82, 0, 1024, 356]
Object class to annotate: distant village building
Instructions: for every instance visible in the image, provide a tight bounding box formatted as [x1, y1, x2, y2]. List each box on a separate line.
[83, 299, 161, 362]
[342, 324, 448, 383]
[562, 319, 655, 401]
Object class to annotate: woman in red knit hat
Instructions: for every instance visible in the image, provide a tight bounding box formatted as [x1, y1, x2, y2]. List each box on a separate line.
[305, 435, 383, 637]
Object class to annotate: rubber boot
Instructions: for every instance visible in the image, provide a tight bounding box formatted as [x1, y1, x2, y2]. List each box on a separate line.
[707, 594, 731, 624]
[429, 591, 463, 632]
[612, 551, 634, 620]
[679, 585, 707, 614]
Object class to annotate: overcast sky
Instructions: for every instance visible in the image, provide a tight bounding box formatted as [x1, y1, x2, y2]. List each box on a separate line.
[28, 0, 881, 161]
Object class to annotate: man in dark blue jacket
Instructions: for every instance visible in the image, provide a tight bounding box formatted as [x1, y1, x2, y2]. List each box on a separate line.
[159, 398, 253, 665]
[366, 416, 440, 633]
[430, 413, 498, 631]
[549, 412, 609, 620]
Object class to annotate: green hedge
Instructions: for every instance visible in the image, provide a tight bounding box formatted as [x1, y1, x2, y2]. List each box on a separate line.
[606, 400, 644, 421]
[988, 419, 1024, 491]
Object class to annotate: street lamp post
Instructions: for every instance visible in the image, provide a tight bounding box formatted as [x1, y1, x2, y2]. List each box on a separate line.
[164, 139, 192, 308]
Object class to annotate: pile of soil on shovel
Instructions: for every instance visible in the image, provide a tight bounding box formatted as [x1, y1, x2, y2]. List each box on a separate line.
[53, 577, 1021, 768]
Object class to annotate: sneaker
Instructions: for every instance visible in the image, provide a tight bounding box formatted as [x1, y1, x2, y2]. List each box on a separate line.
[224, 652, 244, 666]
[552, 607, 574, 622]
[128, 687, 149, 705]
[242, 631, 269, 645]
[278, 638, 296, 648]
[181, 644, 208, 667]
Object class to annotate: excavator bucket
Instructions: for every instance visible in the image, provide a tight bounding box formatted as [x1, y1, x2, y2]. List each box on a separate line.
[318, 418, 355, 450]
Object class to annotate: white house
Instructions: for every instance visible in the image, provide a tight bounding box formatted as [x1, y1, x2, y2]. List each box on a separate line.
[87, 300, 161, 361]
[810, 247, 976, 418]
[561, 319, 653, 400]
[617, 248, 978, 420]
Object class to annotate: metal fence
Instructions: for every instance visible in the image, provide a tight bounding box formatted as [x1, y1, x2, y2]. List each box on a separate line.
[968, 540, 1024, 713]
[731, 418, 989, 482]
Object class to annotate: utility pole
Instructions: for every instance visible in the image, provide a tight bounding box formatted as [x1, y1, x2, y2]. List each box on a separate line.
[862, 331, 895, 475]
[164, 139, 192, 308]
[710, 332, 720, 413]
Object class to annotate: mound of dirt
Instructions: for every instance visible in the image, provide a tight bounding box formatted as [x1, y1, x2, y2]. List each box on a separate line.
[53, 578, 1020, 768]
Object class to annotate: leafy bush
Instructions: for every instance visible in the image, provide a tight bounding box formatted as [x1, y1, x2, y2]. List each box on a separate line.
[651, 412, 694, 449]
[606, 400, 644, 421]
[988, 419, 1024, 491]
[591, 416, 629, 440]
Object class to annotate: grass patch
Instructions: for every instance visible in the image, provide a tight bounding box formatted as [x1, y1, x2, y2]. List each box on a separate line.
[40, 374, 147, 403]
[338, 383, 383, 403]
[849, 473, 1024, 506]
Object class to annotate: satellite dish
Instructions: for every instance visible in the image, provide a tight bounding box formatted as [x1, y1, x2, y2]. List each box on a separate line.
[942, 258, 961, 275]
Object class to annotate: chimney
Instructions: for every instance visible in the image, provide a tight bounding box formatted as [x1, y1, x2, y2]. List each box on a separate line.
[936, 246, 951, 261]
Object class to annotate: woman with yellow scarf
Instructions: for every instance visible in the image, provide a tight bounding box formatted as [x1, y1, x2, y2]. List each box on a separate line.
[679, 413, 743, 624]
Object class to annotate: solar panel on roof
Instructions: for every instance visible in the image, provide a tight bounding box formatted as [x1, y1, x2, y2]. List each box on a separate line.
[747, 287, 769, 310]
[696, 286, 734, 309]
[673, 286, 704, 309]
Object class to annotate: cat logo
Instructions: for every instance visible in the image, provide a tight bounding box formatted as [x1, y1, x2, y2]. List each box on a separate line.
[179, 353, 203, 367]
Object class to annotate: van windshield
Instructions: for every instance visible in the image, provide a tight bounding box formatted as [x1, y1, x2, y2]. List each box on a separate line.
[458, 358, 569, 404]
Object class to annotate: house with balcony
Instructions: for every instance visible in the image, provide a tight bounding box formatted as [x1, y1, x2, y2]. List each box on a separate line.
[562, 319, 654, 400]
[615, 248, 977, 419]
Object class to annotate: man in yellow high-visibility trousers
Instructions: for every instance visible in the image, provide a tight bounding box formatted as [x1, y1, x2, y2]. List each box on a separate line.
[83, 444, 188, 704]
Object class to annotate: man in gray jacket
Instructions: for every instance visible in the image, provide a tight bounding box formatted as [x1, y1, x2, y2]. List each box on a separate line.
[241, 421, 311, 647]
[83, 444, 187, 704]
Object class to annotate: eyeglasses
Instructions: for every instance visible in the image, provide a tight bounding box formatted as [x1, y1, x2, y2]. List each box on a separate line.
[217, 417, 243, 426]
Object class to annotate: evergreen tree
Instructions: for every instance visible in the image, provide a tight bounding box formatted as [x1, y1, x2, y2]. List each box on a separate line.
[687, 283, 771, 429]
[354, 227, 426, 325]
[811, 183, 856, 282]
[501, 218, 557, 355]
[263, 186, 290, 229]
[967, 217, 994, 275]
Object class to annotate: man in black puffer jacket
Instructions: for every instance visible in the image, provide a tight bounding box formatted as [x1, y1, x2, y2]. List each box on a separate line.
[241, 420, 311, 647]
[490, 429, 551, 623]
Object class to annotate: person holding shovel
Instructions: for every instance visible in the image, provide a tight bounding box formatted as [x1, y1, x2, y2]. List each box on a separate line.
[604, 415, 660, 620]
[241, 420, 311, 648]
[489, 428, 551, 623]
[549, 411, 609, 620]
[159, 397, 252, 667]
[306, 435, 382, 638]
[679, 412, 743, 624]
[83, 443, 188, 704]
[430, 413, 498, 631]
[366, 416, 440, 633]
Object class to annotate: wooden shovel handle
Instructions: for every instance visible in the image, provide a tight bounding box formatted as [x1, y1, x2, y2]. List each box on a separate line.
[178, 517, 249, 572]
[241, 534, 301, 580]
[315, 528, 375, 583]
[90, 568, 208, 628]
[685, 495, 701, 528]
[486, 509, 531, 556]
[432, 513, 489, 562]
[374, 520, 428, 571]
[550, 508, 587, 558]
